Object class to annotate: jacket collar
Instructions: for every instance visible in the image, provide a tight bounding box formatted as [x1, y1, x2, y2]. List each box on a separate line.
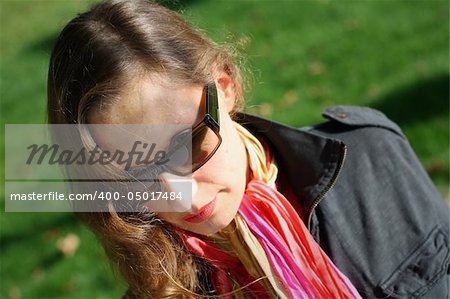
[235, 112, 347, 225]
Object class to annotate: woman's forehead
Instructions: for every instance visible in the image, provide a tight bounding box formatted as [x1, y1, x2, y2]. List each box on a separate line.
[91, 76, 205, 157]
[89, 76, 205, 154]
[108, 76, 204, 125]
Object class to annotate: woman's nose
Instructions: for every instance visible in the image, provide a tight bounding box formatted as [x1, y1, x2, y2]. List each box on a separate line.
[159, 172, 196, 212]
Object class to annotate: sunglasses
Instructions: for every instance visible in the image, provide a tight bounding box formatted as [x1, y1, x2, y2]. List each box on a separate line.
[127, 83, 222, 184]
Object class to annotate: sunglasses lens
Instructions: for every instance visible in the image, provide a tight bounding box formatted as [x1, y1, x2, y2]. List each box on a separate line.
[166, 125, 219, 174]
[192, 125, 220, 170]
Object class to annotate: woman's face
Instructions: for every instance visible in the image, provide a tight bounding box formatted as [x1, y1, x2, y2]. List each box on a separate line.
[90, 74, 249, 236]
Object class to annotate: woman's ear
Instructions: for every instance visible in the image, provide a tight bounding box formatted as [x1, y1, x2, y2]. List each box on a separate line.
[216, 72, 236, 113]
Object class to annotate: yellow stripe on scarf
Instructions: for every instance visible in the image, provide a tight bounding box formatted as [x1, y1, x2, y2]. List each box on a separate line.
[233, 122, 278, 187]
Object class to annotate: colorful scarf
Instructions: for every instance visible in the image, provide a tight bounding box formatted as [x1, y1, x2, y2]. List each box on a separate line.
[178, 122, 361, 298]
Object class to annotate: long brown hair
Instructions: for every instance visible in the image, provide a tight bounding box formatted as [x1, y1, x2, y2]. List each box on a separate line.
[47, 0, 244, 297]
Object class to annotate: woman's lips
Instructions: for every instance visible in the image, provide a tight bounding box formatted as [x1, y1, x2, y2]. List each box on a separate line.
[182, 197, 217, 223]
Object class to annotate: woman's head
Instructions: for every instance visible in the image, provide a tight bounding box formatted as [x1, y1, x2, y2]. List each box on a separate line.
[48, 1, 249, 296]
[48, 0, 249, 234]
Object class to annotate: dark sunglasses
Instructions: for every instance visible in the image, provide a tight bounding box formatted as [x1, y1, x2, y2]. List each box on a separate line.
[127, 83, 222, 183]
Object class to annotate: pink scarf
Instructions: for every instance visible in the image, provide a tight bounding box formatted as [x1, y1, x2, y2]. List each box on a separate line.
[178, 123, 361, 298]
[238, 178, 361, 298]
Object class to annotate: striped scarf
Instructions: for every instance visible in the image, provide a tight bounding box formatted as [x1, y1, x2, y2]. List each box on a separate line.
[179, 122, 361, 298]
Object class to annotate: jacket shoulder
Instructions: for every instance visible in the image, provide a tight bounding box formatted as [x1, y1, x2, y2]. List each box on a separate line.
[309, 105, 405, 139]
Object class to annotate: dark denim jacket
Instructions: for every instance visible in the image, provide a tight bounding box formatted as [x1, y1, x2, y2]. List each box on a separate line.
[237, 106, 450, 298]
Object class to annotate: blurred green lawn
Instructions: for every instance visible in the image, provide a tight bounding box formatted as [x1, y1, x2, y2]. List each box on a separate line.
[1, 0, 448, 298]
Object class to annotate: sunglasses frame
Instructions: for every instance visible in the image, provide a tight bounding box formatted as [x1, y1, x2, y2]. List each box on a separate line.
[189, 83, 222, 173]
[127, 83, 222, 181]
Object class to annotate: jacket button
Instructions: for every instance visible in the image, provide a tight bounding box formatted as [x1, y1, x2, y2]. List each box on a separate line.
[335, 111, 348, 119]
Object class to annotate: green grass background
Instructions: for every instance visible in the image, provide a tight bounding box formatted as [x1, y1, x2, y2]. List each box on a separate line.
[1, 0, 448, 298]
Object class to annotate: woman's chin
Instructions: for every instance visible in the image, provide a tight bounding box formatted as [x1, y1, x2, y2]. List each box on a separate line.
[186, 214, 235, 236]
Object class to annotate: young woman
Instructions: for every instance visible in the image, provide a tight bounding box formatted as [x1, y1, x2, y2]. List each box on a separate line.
[47, 0, 449, 298]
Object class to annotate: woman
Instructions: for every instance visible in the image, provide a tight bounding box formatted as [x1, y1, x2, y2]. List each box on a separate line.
[47, 0, 449, 298]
